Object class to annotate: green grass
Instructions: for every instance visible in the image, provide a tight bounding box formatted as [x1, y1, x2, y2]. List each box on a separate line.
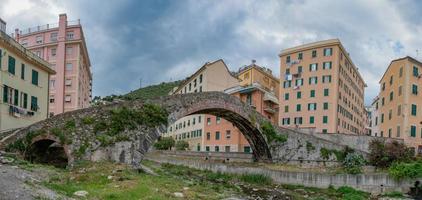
[125, 81, 181, 100]
[240, 173, 272, 185]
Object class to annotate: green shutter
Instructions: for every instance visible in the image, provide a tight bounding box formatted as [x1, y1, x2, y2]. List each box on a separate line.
[324, 89, 329, 96]
[310, 90, 315, 97]
[14, 89, 18, 106]
[21, 64, 25, 79]
[3, 85, 8, 103]
[323, 116, 328, 124]
[8, 56, 15, 75]
[32, 70, 39, 86]
[297, 92, 301, 99]
[412, 104, 417, 116]
[324, 102, 328, 110]
[23, 93, 28, 109]
[411, 126, 416, 137]
[310, 116, 314, 124]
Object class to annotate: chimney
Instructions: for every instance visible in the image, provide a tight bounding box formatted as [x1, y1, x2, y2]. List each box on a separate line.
[0, 18, 6, 33]
[14, 28, 19, 41]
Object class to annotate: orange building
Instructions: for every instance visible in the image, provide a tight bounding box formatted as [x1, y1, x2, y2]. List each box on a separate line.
[279, 39, 366, 134]
[372, 56, 422, 154]
[203, 61, 280, 152]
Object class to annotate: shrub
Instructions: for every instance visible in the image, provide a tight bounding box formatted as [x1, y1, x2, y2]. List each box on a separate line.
[306, 141, 316, 153]
[240, 174, 272, 185]
[369, 139, 414, 168]
[337, 186, 369, 200]
[154, 137, 175, 150]
[261, 121, 287, 143]
[342, 153, 366, 174]
[175, 140, 189, 151]
[388, 161, 422, 180]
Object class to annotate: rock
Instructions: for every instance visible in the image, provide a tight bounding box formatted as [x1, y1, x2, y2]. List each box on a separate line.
[0, 157, 14, 164]
[174, 192, 184, 198]
[183, 187, 189, 190]
[252, 188, 258, 191]
[107, 176, 113, 180]
[73, 190, 89, 197]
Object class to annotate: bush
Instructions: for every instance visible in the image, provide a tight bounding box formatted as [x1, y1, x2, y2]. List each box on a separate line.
[154, 137, 175, 150]
[261, 121, 287, 143]
[175, 140, 189, 151]
[342, 153, 366, 174]
[240, 174, 272, 185]
[388, 161, 422, 180]
[337, 186, 369, 200]
[369, 140, 414, 168]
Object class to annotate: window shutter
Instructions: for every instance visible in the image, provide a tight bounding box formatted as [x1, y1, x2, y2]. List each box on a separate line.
[3, 85, 8, 103]
[32, 70, 39, 86]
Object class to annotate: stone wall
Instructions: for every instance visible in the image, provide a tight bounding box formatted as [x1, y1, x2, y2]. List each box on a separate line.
[145, 154, 418, 195]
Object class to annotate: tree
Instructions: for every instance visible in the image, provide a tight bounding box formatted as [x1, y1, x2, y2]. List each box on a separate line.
[369, 139, 414, 168]
[175, 140, 189, 151]
[154, 137, 175, 150]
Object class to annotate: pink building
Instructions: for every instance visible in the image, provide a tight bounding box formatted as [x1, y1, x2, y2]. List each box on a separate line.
[14, 14, 92, 115]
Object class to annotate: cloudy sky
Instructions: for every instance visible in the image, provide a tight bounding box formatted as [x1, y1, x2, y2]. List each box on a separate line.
[1, 0, 421, 105]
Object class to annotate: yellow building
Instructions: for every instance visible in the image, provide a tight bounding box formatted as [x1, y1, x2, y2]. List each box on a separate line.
[374, 56, 422, 154]
[0, 22, 55, 131]
[279, 39, 366, 134]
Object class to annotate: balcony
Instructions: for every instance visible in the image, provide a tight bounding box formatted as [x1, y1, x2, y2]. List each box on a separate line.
[264, 106, 278, 114]
[263, 92, 279, 105]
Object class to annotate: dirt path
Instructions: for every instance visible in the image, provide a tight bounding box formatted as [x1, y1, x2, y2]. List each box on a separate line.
[0, 163, 66, 200]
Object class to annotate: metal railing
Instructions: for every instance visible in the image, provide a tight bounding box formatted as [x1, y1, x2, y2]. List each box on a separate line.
[18, 20, 80, 36]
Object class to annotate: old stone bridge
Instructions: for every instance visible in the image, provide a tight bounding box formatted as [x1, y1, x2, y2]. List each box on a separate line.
[0, 92, 367, 168]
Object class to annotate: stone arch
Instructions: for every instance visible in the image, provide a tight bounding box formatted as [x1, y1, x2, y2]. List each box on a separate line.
[158, 92, 273, 162]
[26, 134, 71, 168]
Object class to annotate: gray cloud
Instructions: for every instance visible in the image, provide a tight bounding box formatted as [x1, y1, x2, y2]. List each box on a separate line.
[2, 0, 422, 105]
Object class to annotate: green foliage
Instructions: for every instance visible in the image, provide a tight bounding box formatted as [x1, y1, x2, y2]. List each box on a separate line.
[336, 186, 369, 200]
[306, 141, 315, 153]
[82, 117, 94, 125]
[5, 138, 25, 152]
[64, 120, 76, 130]
[6, 130, 45, 153]
[75, 143, 88, 158]
[50, 128, 71, 145]
[388, 161, 422, 180]
[93, 121, 107, 133]
[342, 153, 366, 174]
[124, 81, 181, 100]
[382, 191, 404, 198]
[261, 121, 287, 143]
[240, 174, 272, 185]
[153, 137, 175, 150]
[175, 140, 189, 151]
[369, 139, 414, 168]
[319, 146, 354, 162]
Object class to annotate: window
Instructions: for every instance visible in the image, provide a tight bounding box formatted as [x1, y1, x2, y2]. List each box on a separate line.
[244, 146, 251, 153]
[322, 75, 332, 83]
[35, 51, 41, 57]
[8, 56, 15, 75]
[323, 116, 328, 124]
[296, 91, 301, 99]
[412, 84, 418, 95]
[312, 50, 317, 58]
[226, 130, 231, 139]
[310, 90, 315, 97]
[216, 116, 221, 124]
[381, 114, 384, 123]
[298, 66, 303, 73]
[413, 66, 419, 77]
[323, 62, 332, 69]
[282, 118, 290, 125]
[50, 32, 58, 42]
[399, 67, 403, 77]
[399, 86, 402, 96]
[397, 105, 402, 116]
[50, 95, 55, 103]
[283, 81, 291, 88]
[324, 89, 329, 96]
[397, 126, 401, 137]
[21, 64, 25, 79]
[309, 63, 318, 71]
[294, 117, 303, 125]
[323, 102, 328, 110]
[286, 56, 290, 63]
[246, 93, 252, 105]
[66, 31, 74, 40]
[309, 116, 315, 124]
[284, 93, 289, 100]
[284, 105, 289, 113]
[323, 48, 332, 56]
[36, 35, 43, 44]
[389, 76, 393, 85]
[206, 146, 210, 152]
[13, 89, 19, 106]
[296, 104, 301, 112]
[295, 78, 303, 86]
[389, 91, 393, 101]
[66, 63, 73, 71]
[51, 48, 57, 56]
[207, 118, 211, 125]
[31, 70, 39, 86]
[198, 116, 201, 123]
[23, 93, 28, 109]
[309, 77, 318, 85]
[65, 95, 71, 102]
[206, 132, 211, 140]
[199, 74, 203, 83]
[66, 47, 73, 55]
[382, 98, 385, 106]
[382, 82, 385, 91]
[298, 53, 303, 60]
[30, 96, 38, 111]
[308, 103, 317, 111]
[50, 80, 55, 89]
[411, 104, 417, 116]
[411, 125, 416, 137]
[389, 109, 392, 120]
[66, 78, 73, 86]
[388, 129, 392, 138]
[215, 131, 220, 140]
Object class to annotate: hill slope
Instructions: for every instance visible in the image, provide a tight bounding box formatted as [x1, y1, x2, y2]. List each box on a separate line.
[125, 81, 180, 100]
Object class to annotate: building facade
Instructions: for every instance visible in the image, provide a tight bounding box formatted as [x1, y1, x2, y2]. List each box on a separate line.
[163, 59, 239, 151]
[368, 96, 380, 136]
[279, 39, 366, 134]
[14, 14, 92, 116]
[0, 20, 55, 131]
[372, 56, 422, 154]
[202, 62, 280, 153]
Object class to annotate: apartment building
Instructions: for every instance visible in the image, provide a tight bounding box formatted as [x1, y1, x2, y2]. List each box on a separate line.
[202, 62, 280, 153]
[368, 96, 380, 136]
[14, 14, 92, 116]
[0, 19, 55, 130]
[372, 56, 422, 154]
[163, 59, 239, 151]
[279, 39, 366, 134]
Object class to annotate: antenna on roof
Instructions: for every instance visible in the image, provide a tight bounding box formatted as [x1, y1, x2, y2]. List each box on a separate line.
[417, 49, 419, 59]
[252, 59, 256, 65]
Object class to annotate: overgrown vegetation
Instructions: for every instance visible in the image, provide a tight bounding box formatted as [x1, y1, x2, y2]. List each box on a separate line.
[388, 160, 422, 180]
[336, 186, 370, 200]
[154, 137, 175, 150]
[124, 81, 181, 100]
[342, 153, 366, 174]
[240, 174, 272, 185]
[368, 139, 414, 168]
[5, 130, 46, 154]
[261, 121, 287, 143]
[306, 141, 315, 153]
[319, 146, 354, 162]
[175, 140, 189, 151]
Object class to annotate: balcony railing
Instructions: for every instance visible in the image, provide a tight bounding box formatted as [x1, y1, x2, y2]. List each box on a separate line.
[18, 20, 80, 36]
